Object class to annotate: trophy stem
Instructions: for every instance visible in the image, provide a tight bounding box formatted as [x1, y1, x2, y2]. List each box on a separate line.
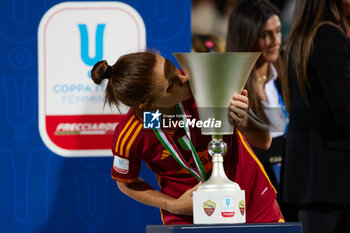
[212, 135, 223, 140]
[210, 154, 230, 182]
[208, 135, 226, 157]
[205, 135, 235, 186]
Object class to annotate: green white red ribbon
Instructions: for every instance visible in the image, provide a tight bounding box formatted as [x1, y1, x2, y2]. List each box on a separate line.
[152, 103, 207, 182]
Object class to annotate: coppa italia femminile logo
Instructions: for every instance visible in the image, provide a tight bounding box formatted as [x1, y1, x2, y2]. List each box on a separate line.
[142, 110, 222, 129]
[38, 2, 146, 156]
[221, 197, 235, 218]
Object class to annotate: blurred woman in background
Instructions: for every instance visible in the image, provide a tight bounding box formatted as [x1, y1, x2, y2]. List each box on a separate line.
[226, 0, 288, 196]
[282, 0, 350, 232]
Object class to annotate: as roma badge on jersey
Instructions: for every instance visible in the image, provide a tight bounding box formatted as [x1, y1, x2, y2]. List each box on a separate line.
[239, 200, 245, 216]
[203, 200, 216, 216]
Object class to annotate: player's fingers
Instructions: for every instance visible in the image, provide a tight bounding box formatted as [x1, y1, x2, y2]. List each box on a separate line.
[230, 100, 248, 111]
[241, 89, 248, 97]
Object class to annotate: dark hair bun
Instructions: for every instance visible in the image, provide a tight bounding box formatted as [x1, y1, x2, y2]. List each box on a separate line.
[91, 60, 110, 85]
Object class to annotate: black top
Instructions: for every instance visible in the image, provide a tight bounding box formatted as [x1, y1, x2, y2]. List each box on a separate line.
[283, 24, 350, 204]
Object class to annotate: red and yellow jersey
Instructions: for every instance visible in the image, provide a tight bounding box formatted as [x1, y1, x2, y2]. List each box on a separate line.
[111, 97, 284, 224]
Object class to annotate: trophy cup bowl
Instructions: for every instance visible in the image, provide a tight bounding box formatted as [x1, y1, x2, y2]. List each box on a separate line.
[174, 52, 260, 224]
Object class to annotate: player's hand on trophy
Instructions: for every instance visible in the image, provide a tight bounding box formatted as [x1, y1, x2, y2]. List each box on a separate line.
[228, 89, 249, 128]
[168, 182, 201, 215]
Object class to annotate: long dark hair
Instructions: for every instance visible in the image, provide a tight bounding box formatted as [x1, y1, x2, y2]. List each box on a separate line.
[91, 52, 157, 110]
[226, 0, 281, 124]
[283, 0, 350, 107]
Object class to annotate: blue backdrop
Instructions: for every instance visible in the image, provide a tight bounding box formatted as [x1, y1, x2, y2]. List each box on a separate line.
[0, 0, 191, 232]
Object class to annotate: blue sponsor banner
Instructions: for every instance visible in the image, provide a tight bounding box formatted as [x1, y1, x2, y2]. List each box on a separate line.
[0, 0, 191, 232]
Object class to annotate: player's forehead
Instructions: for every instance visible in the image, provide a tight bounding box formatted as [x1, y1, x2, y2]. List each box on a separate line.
[154, 55, 176, 82]
[151, 55, 167, 88]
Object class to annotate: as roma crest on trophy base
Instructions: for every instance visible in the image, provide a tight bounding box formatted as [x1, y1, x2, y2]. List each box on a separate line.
[239, 199, 245, 215]
[203, 200, 216, 216]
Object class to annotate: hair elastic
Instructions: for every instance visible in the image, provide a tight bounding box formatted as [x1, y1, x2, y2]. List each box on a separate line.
[105, 65, 112, 79]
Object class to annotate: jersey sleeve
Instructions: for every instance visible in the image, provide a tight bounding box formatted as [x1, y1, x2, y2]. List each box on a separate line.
[234, 129, 284, 223]
[111, 114, 143, 183]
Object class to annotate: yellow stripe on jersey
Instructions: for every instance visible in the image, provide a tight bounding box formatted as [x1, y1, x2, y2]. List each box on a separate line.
[236, 129, 277, 193]
[125, 123, 143, 158]
[160, 149, 171, 160]
[160, 209, 166, 225]
[119, 120, 139, 156]
[115, 115, 135, 154]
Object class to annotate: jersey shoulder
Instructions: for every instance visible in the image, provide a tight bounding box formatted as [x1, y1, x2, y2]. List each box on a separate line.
[112, 110, 144, 158]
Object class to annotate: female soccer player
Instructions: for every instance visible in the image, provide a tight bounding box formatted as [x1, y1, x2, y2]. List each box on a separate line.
[91, 52, 283, 224]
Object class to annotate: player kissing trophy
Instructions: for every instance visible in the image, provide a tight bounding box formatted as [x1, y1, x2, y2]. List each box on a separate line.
[174, 52, 260, 224]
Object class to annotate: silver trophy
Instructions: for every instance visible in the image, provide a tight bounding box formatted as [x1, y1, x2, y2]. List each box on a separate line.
[174, 52, 260, 224]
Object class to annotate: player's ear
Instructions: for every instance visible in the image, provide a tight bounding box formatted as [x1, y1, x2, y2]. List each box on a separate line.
[138, 103, 156, 111]
[178, 70, 188, 85]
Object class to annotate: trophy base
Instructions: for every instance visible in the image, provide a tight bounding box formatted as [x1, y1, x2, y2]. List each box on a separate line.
[193, 189, 245, 224]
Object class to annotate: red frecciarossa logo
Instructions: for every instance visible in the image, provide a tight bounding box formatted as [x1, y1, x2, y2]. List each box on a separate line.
[55, 122, 117, 135]
[46, 115, 124, 150]
[221, 212, 235, 218]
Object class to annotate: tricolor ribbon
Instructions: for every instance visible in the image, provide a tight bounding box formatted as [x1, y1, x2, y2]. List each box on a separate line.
[152, 103, 207, 182]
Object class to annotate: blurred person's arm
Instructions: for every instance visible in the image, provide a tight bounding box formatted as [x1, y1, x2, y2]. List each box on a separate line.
[117, 178, 200, 216]
[312, 25, 350, 130]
